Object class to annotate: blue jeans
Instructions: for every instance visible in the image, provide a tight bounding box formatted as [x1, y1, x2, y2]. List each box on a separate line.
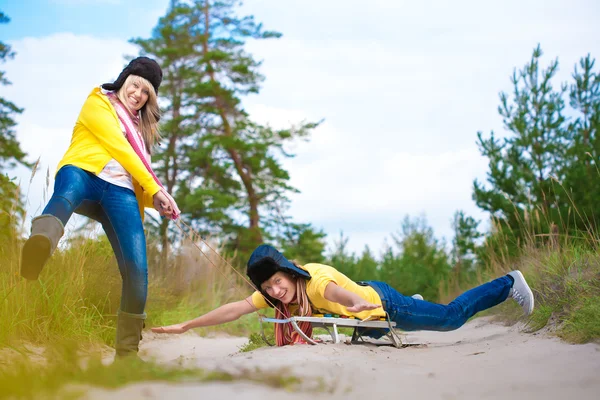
[43, 165, 147, 314]
[364, 276, 512, 332]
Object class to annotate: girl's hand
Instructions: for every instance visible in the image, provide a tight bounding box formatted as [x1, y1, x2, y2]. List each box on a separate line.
[151, 323, 188, 334]
[346, 301, 381, 313]
[153, 191, 173, 217]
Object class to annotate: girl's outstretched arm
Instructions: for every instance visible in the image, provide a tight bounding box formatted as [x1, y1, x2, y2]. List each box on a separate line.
[324, 282, 381, 313]
[151, 296, 257, 334]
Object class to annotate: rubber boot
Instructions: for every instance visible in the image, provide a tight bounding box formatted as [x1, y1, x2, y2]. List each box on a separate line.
[20, 214, 64, 280]
[115, 310, 146, 359]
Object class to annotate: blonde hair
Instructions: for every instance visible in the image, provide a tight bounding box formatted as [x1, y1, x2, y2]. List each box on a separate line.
[291, 261, 312, 317]
[274, 261, 313, 346]
[116, 74, 161, 151]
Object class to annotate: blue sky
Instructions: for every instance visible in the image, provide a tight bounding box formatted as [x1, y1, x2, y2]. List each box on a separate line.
[3, 0, 600, 255]
[2, 0, 167, 40]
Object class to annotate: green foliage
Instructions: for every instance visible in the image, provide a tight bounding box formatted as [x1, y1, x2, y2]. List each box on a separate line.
[325, 218, 452, 302]
[277, 222, 327, 265]
[450, 210, 483, 282]
[131, 0, 318, 260]
[380, 216, 451, 302]
[474, 45, 600, 253]
[0, 12, 29, 242]
[328, 233, 380, 283]
[563, 54, 600, 235]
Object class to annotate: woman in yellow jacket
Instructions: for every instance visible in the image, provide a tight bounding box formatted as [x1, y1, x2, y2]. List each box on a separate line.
[20, 57, 177, 358]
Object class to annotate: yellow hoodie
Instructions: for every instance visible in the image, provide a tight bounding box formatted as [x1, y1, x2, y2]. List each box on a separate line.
[56, 87, 161, 220]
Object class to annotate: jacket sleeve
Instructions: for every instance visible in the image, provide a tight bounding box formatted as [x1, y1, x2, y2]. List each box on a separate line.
[77, 91, 161, 197]
[143, 190, 155, 208]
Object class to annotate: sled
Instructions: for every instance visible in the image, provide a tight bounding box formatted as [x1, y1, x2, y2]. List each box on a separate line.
[258, 313, 407, 348]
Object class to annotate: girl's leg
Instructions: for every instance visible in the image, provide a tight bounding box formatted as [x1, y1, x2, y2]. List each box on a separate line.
[371, 276, 513, 332]
[21, 166, 100, 280]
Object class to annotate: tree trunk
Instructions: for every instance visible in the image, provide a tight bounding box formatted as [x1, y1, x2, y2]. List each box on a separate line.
[200, 1, 263, 245]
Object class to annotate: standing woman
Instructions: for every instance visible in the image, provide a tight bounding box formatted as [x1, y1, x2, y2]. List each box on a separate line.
[20, 57, 179, 358]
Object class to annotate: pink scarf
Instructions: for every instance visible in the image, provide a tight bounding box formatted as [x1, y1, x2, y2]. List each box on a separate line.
[274, 303, 313, 346]
[107, 92, 180, 220]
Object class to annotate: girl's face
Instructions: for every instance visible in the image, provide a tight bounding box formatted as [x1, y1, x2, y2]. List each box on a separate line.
[261, 271, 297, 304]
[123, 78, 149, 112]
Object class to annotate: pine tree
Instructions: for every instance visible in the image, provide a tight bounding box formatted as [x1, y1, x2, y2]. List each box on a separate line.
[0, 12, 30, 242]
[563, 54, 600, 235]
[132, 0, 318, 268]
[450, 210, 482, 282]
[473, 45, 568, 247]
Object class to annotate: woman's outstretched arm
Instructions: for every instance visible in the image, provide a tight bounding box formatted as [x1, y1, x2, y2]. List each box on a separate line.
[151, 296, 257, 334]
[324, 282, 381, 313]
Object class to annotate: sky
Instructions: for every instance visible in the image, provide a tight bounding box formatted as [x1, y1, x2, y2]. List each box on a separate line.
[2, 0, 600, 256]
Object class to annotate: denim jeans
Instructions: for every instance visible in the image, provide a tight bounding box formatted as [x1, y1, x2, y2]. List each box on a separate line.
[363, 276, 512, 332]
[43, 165, 148, 314]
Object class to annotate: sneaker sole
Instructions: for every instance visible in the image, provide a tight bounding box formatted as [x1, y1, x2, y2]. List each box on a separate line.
[20, 235, 52, 280]
[513, 270, 535, 315]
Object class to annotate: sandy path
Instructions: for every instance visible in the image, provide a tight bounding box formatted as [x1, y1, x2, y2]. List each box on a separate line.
[83, 317, 600, 400]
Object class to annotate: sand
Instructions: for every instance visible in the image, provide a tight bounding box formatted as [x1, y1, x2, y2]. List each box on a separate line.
[82, 317, 600, 400]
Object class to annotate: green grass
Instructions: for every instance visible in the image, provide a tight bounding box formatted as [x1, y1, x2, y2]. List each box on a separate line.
[510, 246, 600, 343]
[447, 243, 600, 344]
[0, 344, 303, 400]
[559, 296, 600, 343]
[0, 232, 260, 348]
[239, 332, 274, 352]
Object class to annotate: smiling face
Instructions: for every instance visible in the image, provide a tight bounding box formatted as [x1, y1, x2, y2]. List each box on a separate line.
[117, 74, 152, 113]
[260, 271, 297, 304]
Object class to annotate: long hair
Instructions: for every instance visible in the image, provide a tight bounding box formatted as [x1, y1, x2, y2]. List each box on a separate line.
[116, 74, 161, 151]
[274, 262, 313, 346]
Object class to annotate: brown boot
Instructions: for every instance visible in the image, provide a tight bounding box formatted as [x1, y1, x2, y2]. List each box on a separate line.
[21, 215, 64, 280]
[115, 310, 146, 359]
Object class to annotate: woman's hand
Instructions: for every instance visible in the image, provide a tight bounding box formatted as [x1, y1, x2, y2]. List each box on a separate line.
[150, 298, 257, 335]
[151, 323, 188, 334]
[346, 301, 381, 313]
[324, 282, 382, 313]
[153, 191, 173, 217]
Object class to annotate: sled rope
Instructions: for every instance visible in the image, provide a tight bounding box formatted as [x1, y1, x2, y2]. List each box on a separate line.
[173, 218, 284, 316]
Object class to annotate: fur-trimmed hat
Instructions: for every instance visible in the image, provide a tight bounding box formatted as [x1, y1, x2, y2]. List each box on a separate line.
[101, 56, 163, 94]
[246, 244, 311, 305]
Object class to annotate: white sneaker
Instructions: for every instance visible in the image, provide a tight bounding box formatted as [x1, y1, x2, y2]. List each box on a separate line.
[411, 294, 424, 301]
[508, 270, 534, 315]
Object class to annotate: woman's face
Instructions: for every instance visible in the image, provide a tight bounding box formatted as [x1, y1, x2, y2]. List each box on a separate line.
[261, 271, 297, 304]
[123, 78, 149, 112]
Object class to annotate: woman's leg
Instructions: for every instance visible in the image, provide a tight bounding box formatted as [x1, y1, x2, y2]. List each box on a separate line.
[98, 184, 148, 314]
[76, 197, 147, 358]
[370, 276, 514, 332]
[21, 166, 101, 280]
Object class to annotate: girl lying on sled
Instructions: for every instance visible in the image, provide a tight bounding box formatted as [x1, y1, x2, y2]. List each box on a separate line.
[153, 244, 534, 346]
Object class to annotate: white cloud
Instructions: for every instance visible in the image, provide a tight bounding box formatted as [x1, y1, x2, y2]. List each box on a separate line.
[5, 0, 600, 256]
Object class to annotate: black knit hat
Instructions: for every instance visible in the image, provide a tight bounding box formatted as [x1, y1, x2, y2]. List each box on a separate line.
[101, 56, 163, 94]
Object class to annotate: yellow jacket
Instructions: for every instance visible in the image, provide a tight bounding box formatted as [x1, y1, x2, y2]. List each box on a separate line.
[57, 87, 161, 220]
